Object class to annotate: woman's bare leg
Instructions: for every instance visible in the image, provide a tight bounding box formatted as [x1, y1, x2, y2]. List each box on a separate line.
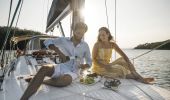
[115, 58, 154, 84]
[21, 64, 54, 100]
[130, 71, 154, 83]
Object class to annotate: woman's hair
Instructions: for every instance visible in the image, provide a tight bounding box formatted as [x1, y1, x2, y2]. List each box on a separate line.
[97, 27, 113, 42]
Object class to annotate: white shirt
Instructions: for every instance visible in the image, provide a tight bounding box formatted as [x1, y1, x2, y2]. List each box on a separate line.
[44, 37, 92, 73]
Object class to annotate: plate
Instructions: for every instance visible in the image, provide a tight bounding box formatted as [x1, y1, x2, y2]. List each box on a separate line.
[78, 76, 101, 86]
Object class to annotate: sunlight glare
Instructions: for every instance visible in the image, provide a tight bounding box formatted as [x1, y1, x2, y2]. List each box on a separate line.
[80, 6, 88, 23]
[81, 1, 99, 51]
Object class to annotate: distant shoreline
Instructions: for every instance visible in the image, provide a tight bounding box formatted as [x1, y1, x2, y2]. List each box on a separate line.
[0, 26, 43, 50]
[134, 40, 170, 50]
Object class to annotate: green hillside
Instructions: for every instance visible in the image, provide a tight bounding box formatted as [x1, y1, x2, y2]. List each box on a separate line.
[0, 26, 43, 50]
[134, 40, 170, 50]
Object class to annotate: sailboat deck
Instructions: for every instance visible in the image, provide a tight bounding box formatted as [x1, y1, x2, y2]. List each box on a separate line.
[29, 78, 170, 100]
[1, 55, 170, 100]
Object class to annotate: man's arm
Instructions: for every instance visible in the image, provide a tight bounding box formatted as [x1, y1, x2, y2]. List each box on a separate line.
[48, 44, 68, 63]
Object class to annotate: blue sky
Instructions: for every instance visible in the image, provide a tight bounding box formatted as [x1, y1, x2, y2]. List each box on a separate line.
[0, 0, 170, 49]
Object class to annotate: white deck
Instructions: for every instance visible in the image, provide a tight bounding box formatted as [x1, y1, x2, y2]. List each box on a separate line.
[1, 75, 170, 100]
[0, 56, 170, 100]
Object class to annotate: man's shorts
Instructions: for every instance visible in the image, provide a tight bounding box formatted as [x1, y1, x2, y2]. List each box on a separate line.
[51, 64, 78, 80]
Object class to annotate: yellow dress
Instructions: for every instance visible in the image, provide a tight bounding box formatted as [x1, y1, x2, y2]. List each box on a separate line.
[92, 48, 130, 78]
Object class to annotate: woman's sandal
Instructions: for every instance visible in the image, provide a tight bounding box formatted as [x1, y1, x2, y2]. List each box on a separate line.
[104, 79, 121, 91]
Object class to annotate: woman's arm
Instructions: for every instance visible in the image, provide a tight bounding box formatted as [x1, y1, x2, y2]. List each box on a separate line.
[111, 42, 129, 62]
[111, 42, 136, 71]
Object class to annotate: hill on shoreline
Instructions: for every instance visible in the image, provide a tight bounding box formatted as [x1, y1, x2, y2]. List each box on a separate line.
[0, 26, 43, 50]
[134, 40, 170, 50]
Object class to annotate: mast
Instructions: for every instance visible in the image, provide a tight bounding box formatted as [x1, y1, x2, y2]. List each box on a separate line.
[71, 0, 85, 35]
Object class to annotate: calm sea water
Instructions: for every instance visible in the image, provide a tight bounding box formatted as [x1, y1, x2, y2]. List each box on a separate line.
[124, 49, 170, 91]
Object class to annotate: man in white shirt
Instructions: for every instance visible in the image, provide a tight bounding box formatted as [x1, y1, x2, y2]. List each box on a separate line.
[21, 22, 92, 100]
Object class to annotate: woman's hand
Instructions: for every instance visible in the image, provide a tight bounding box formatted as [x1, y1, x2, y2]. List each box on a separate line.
[97, 59, 112, 70]
[104, 64, 112, 71]
[79, 64, 90, 69]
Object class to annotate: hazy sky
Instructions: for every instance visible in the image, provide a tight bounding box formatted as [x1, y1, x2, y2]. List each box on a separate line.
[0, 0, 170, 49]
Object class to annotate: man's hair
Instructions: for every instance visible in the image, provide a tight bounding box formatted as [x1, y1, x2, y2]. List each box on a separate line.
[73, 22, 88, 32]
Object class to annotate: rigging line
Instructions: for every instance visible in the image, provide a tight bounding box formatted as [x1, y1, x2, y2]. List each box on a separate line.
[70, 12, 72, 37]
[46, 0, 50, 35]
[8, 0, 24, 61]
[59, 21, 65, 37]
[41, 0, 46, 32]
[104, 0, 117, 60]
[0, 0, 13, 68]
[47, 0, 49, 16]
[114, 0, 117, 43]
[114, 0, 117, 60]
[104, 0, 109, 29]
[0, 0, 23, 57]
[12, 0, 24, 43]
[132, 39, 170, 62]
[0, 0, 23, 69]
[7, 0, 13, 27]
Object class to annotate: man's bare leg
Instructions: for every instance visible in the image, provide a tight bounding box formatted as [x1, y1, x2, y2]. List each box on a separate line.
[20, 64, 54, 100]
[43, 74, 72, 87]
[25, 75, 72, 87]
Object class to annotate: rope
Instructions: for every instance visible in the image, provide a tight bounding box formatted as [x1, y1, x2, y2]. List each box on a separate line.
[104, 0, 109, 29]
[132, 39, 170, 63]
[8, 0, 24, 62]
[47, 0, 49, 17]
[59, 22, 65, 37]
[0, 0, 13, 69]
[41, 0, 46, 32]
[7, 0, 13, 27]
[104, 0, 117, 60]
[0, 0, 23, 90]
[0, 0, 23, 58]
[114, 0, 117, 43]
[114, 0, 117, 59]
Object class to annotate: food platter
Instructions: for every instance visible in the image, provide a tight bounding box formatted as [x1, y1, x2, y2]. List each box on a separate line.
[78, 76, 101, 86]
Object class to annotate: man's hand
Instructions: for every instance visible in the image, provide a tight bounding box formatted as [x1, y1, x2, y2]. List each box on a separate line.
[58, 52, 68, 63]
[48, 44, 68, 63]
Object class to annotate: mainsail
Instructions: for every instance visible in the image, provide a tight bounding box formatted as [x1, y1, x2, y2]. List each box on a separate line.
[46, 0, 71, 32]
[46, 0, 85, 33]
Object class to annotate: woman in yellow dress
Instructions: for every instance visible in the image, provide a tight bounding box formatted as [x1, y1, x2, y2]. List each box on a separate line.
[92, 27, 154, 83]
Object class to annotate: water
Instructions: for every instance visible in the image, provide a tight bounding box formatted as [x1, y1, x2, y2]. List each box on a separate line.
[124, 49, 170, 91]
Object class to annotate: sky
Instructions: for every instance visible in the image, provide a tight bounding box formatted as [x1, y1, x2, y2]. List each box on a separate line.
[0, 0, 170, 49]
